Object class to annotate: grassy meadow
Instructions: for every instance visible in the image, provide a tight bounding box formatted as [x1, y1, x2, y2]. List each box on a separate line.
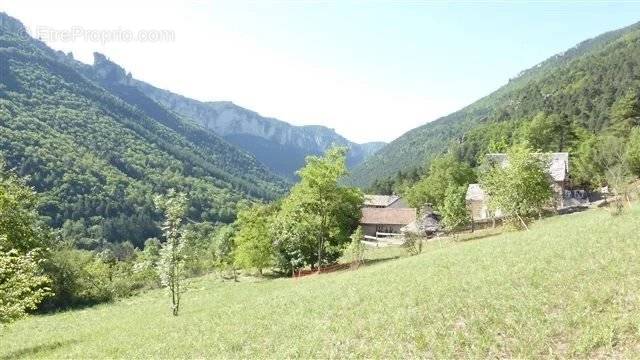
[2, 206, 640, 358]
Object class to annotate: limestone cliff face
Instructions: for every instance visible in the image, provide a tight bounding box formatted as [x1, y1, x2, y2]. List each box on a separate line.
[136, 80, 365, 152]
[78, 52, 384, 179]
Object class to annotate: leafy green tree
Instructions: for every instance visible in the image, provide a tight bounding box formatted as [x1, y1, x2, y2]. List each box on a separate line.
[132, 238, 162, 285]
[520, 112, 575, 152]
[441, 185, 470, 232]
[209, 225, 238, 281]
[0, 245, 52, 324]
[626, 127, 640, 177]
[591, 135, 633, 207]
[572, 134, 605, 188]
[610, 90, 640, 134]
[155, 191, 188, 316]
[0, 164, 48, 252]
[233, 203, 275, 275]
[521, 112, 559, 151]
[272, 147, 363, 272]
[406, 155, 475, 210]
[481, 145, 553, 229]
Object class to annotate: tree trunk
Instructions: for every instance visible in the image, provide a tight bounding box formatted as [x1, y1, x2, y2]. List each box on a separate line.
[516, 214, 529, 231]
[317, 211, 328, 271]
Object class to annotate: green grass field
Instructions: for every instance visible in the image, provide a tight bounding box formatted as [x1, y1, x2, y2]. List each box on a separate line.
[2, 206, 640, 358]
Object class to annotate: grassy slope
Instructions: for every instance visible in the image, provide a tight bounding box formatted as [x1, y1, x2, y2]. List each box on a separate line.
[2, 207, 640, 358]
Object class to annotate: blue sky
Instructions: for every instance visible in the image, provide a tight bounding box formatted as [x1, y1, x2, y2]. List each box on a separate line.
[4, 1, 640, 142]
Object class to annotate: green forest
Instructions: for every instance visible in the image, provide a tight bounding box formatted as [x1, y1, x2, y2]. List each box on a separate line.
[0, 21, 287, 250]
[352, 20, 640, 188]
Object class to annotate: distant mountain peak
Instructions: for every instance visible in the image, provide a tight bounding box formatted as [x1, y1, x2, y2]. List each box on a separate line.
[0, 12, 28, 36]
[92, 52, 132, 85]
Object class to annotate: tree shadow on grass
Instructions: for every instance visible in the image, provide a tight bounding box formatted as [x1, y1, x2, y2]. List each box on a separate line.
[454, 231, 504, 243]
[363, 255, 402, 266]
[1, 339, 80, 360]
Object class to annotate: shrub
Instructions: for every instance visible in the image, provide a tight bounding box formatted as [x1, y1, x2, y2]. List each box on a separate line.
[402, 233, 423, 256]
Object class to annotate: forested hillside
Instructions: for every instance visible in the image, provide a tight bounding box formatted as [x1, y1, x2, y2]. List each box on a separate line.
[349, 21, 640, 187]
[0, 13, 286, 248]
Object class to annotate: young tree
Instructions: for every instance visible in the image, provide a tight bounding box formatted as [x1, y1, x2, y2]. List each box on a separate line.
[592, 135, 636, 210]
[233, 203, 275, 275]
[441, 185, 470, 232]
[0, 245, 52, 324]
[402, 233, 423, 256]
[272, 147, 363, 272]
[210, 225, 238, 280]
[481, 145, 553, 229]
[345, 226, 365, 269]
[405, 155, 475, 210]
[155, 191, 188, 316]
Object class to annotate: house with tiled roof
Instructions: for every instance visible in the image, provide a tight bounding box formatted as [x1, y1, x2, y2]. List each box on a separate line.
[360, 207, 417, 237]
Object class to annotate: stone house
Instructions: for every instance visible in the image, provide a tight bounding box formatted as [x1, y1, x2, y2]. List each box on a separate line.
[466, 152, 570, 222]
[359, 207, 417, 237]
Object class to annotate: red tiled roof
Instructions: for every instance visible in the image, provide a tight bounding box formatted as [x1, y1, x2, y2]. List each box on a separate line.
[360, 208, 416, 225]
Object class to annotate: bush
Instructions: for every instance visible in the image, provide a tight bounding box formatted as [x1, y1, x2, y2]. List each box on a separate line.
[41, 249, 114, 310]
[402, 233, 423, 256]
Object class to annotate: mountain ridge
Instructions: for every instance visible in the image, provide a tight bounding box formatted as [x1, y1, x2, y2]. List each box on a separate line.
[348, 19, 640, 187]
[63, 50, 384, 179]
[0, 12, 286, 247]
[116, 59, 385, 178]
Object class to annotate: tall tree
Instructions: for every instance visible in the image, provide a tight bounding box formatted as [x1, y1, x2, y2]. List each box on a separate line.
[520, 112, 576, 152]
[440, 185, 470, 232]
[233, 203, 275, 275]
[273, 147, 363, 272]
